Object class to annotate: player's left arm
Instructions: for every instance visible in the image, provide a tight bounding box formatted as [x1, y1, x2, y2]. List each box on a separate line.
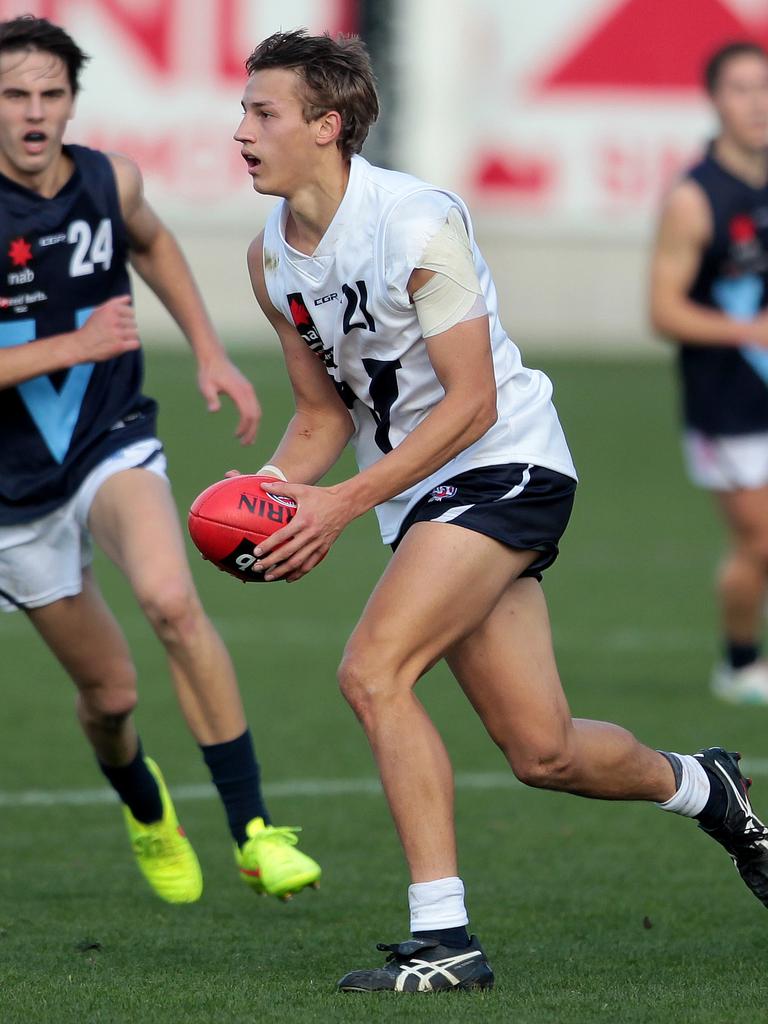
[256, 270, 497, 581]
[109, 153, 260, 445]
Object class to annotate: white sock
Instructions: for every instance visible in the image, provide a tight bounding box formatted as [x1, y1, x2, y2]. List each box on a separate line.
[408, 876, 469, 932]
[656, 752, 711, 817]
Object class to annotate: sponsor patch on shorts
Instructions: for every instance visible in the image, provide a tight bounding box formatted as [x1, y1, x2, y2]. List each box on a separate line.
[428, 485, 458, 502]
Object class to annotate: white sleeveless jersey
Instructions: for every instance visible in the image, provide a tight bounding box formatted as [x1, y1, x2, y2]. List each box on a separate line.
[262, 155, 576, 543]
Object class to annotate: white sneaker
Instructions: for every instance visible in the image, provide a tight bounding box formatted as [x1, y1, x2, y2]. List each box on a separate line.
[711, 661, 768, 704]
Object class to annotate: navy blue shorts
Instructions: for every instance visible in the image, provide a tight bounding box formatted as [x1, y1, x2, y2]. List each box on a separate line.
[393, 463, 577, 579]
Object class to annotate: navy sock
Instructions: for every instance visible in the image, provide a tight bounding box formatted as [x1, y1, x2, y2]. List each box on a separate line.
[201, 728, 269, 846]
[413, 926, 471, 950]
[726, 641, 760, 670]
[99, 741, 163, 824]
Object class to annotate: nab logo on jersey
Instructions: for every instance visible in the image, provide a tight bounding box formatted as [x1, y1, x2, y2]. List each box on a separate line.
[7, 236, 34, 285]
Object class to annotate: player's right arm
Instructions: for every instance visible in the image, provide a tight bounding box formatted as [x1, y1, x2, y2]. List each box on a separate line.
[0, 295, 140, 390]
[248, 233, 354, 482]
[650, 179, 768, 347]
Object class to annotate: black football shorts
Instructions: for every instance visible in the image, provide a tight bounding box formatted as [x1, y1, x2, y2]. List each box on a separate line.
[393, 463, 577, 580]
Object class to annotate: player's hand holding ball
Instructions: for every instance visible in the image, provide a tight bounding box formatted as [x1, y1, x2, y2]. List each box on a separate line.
[251, 479, 353, 582]
[188, 473, 298, 582]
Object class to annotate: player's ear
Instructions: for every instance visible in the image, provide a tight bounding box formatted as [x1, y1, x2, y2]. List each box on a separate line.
[316, 110, 342, 148]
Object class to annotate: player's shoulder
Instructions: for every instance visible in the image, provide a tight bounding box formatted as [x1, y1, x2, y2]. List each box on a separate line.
[64, 143, 118, 180]
[247, 229, 265, 278]
[658, 176, 712, 235]
[102, 151, 142, 192]
[362, 165, 466, 269]
[60, 145, 128, 217]
[246, 230, 282, 320]
[65, 149, 139, 222]
[360, 157, 460, 222]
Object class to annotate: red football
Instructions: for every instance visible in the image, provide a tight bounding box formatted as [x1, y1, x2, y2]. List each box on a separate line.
[188, 474, 297, 582]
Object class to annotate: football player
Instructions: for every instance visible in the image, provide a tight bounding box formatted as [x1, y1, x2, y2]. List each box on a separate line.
[0, 16, 319, 902]
[651, 42, 768, 704]
[238, 30, 768, 992]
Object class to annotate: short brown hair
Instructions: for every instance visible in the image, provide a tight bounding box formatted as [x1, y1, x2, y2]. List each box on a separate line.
[0, 15, 89, 94]
[705, 41, 768, 95]
[245, 29, 379, 160]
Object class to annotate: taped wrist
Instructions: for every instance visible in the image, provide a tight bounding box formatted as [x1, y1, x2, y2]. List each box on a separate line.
[257, 463, 287, 481]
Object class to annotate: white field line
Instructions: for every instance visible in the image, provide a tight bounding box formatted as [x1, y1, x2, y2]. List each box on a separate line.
[2, 763, 768, 810]
[0, 771, 517, 809]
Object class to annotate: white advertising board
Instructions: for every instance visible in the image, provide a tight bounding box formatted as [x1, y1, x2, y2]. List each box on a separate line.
[395, 0, 767, 236]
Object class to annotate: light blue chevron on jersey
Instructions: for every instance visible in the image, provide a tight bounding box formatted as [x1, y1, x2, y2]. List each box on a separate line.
[713, 275, 768, 384]
[0, 307, 94, 464]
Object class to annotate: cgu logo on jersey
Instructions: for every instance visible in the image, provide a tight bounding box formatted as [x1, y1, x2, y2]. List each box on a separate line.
[428, 485, 458, 502]
[7, 236, 34, 285]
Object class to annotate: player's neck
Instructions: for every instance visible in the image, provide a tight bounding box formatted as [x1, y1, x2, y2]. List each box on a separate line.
[0, 147, 73, 198]
[713, 135, 768, 189]
[284, 160, 351, 255]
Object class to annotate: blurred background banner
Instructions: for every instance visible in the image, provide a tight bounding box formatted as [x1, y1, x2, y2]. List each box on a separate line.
[400, 0, 725, 234]
[0, 0, 357, 222]
[1, 0, 761, 345]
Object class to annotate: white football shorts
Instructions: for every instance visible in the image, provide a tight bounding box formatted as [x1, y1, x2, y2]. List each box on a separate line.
[683, 429, 768, 491]
[0, 438, 167, 613]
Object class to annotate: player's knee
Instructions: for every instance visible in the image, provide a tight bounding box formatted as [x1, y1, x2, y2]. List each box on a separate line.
[508, 746, 575, 789]
[78, 662, 138, 728]
[337, 649, 397, 717]
[727, 531, 768, 572]
[337, 653, 373, 713]
[139, 579, 202, 644]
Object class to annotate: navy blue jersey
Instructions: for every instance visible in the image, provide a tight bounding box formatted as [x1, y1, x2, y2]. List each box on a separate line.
[0, 145, 156, 525]
[681, 149, 768, 434]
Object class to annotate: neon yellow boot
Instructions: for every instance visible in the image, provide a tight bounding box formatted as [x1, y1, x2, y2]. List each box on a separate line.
[235, 817, 321, 900]
[122, 757, 203, 904]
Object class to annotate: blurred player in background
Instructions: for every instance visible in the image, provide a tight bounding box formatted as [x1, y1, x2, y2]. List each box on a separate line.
[651, 42, 768, 704]
[238, 30, 768, 994]
[0, 16, 319, 903]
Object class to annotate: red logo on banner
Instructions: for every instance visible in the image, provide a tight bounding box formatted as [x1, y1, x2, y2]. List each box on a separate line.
[539, 0, 768, 92]
[7, 0, 357, 83]
[475, 153, 555, 193]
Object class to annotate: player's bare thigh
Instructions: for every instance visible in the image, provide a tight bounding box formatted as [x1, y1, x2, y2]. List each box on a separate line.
[87, 467, 194, 592]
[341, 520, 537, 688]
[445, 576, 572, 764]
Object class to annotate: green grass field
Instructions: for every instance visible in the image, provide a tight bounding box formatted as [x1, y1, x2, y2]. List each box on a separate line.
[1, 349, 766, 1024]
